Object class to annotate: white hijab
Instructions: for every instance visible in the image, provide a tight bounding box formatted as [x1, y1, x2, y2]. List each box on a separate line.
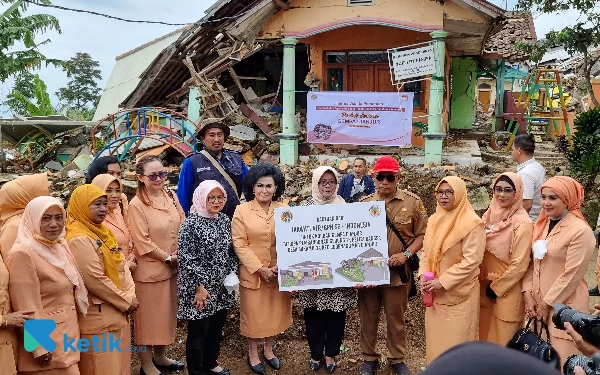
[311, 166, 345, 205]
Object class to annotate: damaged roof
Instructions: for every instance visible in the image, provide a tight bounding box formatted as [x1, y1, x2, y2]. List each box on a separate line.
[121, 0, 282, 109]
[482, 11, 537, 62]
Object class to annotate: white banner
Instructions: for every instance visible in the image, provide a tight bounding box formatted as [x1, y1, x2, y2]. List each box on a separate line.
[390, 45, 436, 81]
[274, 202, 390, 291]
[306, 92, 413, 146]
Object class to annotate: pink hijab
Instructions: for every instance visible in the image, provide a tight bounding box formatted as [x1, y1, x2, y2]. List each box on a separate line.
[11, 196, 89, 315]
[482, 173, 532, 263]
[190, 180, 227, 219]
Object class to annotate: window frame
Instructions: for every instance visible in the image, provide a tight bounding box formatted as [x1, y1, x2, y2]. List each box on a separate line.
[322, 50, 426, 109]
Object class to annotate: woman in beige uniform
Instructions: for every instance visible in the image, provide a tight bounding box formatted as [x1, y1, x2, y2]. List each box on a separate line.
[0, 173, 49, 259]
[479, 172, 533, 345]
[66, 185, 138, 375]
[128, 155, 185, 375]
[232, 163, 292, 375]
[418, 176, 486, 364]
[1, 252, 35, 375]
[8, 196, 88, 374]
[91, 174, 136, 375]
[522, 176, 596, 366]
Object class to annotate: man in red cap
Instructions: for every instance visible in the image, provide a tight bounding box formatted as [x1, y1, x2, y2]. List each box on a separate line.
[358, 155, 428, 375]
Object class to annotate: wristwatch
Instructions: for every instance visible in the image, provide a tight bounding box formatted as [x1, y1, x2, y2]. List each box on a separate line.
[403, 250, 412, 259]
[164, 255, 172, 265]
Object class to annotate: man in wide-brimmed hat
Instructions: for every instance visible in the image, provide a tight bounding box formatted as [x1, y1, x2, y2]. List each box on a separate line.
[177, 122, 248, 219]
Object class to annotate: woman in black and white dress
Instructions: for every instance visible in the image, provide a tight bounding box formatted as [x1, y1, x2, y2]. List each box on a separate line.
[299, 166, 357, 374]
[177, 180, 238, 375]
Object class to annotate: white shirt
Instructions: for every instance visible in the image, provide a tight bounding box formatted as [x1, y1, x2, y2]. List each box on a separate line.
[517, 158, 546, 223]
[351, 178, 365, 197]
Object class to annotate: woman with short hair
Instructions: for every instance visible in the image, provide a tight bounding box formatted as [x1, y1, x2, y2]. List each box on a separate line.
[419, 176, 486, 364]
[232, 163, 292, 375]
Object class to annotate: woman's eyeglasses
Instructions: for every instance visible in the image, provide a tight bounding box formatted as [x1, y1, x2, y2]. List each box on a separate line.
[207, 196, 226, 203]
[494, 187, 515, 194]
[375, 174, 396, 182]
[318, 180, 336, 186]
[435, 190, 454, 197]
[143, 171, 168, 181]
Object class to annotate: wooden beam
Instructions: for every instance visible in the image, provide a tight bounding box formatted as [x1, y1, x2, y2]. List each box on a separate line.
[228, 67, 250, 102]
[238, 76, 267, 80]
[239, 103, 278, 140]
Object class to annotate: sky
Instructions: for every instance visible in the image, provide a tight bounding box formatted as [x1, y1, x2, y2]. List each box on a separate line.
[0, 0, 585, 116]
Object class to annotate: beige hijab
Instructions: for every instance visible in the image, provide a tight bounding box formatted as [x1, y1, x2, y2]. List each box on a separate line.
[10, 196, 88, 315]
[424, 176, 483, 275]
[482, 173, 532, 263]
[311, 166, 345, 205]
[0, 173, 49, 223]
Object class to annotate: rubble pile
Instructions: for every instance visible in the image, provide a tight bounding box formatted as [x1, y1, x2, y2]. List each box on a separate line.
[473, 104, 493, 133]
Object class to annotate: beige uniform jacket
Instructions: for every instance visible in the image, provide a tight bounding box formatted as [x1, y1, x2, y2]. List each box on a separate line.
[68, 236, 135, 335]
[232, 200, 287, 290]
[0, 215, 20, 260]
[362, 189, 428, 286]
[0, 254, 17, 375]
[523, 213, 595, 316]
[128, 192, 185, 283]
[7, 244, 81, 372]
[480, 222, 533, 321]
[420, 224, 486, 305]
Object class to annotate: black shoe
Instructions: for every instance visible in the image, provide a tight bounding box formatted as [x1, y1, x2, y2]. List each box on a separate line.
[152, 358, 185, 371]
[309, 359, 322, 371]
[326, 361, 338, 374]
[248, 357, 266, 375]
[390, 362, 411, 375]
[590, 286, 600, 296]
[207, 368, 231, 375]
[266, 356, 281, 370]
[140, 369, 164, 375]
[360, 360, 377, 375]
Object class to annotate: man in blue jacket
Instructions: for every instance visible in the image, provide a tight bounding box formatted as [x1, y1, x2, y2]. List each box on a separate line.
[177, 122, 248, 219]
[337, 157, 375, 202]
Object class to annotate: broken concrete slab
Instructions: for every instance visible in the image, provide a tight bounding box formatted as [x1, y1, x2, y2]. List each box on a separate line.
[468, 186, 491, 211]
[230, 124, 257, 141]
[45, 161, 63, 171]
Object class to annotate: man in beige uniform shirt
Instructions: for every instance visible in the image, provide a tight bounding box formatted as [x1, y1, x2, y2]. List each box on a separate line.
[359, 156, 427, 375]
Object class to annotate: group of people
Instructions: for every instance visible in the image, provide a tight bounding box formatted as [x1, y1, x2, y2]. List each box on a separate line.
[0, 124, 597, 375]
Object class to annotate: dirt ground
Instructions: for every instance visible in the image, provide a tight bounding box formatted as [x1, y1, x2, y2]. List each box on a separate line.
[130, 294, 426, 375]
[129, 245, 600, 375]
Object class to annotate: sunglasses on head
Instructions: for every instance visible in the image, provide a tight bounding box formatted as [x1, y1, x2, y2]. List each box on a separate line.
[375, 174, 396, 182]
[143, 171, 168, 181]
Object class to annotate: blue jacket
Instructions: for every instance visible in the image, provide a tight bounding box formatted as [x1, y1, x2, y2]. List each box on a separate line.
[177, 151, 248, 219]
[337, 174, 375, 201]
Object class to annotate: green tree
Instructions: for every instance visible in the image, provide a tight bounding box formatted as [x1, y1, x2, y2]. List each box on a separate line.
[2, 69, 35, 115]
[516, 1, 600, 107]
[9, 73, 54, 116]
[56, 52, 102, 112]
[0, 0, 62, 81]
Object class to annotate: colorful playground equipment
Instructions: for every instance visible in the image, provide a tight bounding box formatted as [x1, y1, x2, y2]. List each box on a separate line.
[91, 107, 202, 162]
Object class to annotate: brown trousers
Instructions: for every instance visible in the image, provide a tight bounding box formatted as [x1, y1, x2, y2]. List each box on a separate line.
[358, 283, 409, 364]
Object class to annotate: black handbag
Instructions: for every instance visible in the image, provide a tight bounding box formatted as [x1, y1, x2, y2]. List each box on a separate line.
[506, 318, 560, 370]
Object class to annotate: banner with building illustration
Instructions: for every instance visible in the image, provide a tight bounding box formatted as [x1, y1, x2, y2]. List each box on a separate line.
[306, 91, 414, 146]
[274, 201, 390, 291]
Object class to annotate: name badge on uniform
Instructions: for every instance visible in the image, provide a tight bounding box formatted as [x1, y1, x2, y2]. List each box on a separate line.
[533, 240, 548, 260]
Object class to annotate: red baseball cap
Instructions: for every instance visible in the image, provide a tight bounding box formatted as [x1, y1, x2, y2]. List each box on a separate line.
[373, 155, 400, 173]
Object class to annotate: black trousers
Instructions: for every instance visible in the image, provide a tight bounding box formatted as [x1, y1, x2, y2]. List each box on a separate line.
[304, 308, 347, 361]
[186, 309, 228, 375]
